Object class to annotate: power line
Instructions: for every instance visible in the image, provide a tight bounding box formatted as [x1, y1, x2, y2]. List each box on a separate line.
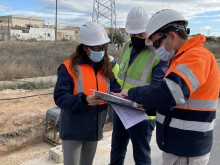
[27, 1, 57, 18]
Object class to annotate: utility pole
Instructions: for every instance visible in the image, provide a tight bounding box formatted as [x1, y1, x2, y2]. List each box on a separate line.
[8, 17, 10, 41]
[0, 21, 2, 41]
[55, 0, 57, 45]
[207, 29, 210, 37]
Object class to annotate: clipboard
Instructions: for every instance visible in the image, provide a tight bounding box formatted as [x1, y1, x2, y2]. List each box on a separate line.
[92, 89, 145, 111]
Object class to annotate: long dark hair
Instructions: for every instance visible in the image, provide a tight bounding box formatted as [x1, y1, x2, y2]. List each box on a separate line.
[70, 44, 114, 81]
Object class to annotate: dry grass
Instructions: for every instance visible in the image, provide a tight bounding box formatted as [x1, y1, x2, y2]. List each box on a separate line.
[0, 41, 121, 90]
[205, 41, 220, 59]
[0, 39, 219, 90]
[0, 41, 76, 81]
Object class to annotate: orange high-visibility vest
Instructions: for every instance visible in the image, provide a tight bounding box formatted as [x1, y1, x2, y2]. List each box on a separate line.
[63, 58, 110, 97]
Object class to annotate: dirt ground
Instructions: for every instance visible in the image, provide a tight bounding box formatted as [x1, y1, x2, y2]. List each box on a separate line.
[0, 88, 56, 165]
[0, 88, 55, 133]
[0, 88, 113, 165]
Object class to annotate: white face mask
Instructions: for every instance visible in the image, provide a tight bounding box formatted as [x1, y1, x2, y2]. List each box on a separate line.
[154, 45, 175, 61]
[89, 50, 105, 62]
[154, 35, 175, 61]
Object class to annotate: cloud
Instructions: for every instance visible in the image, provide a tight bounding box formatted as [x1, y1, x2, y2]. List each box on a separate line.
[1, 0, 220, 32]
[0, 4, 8, 9]
[203, 26, 211, 30]
[213, 19, 220, 22]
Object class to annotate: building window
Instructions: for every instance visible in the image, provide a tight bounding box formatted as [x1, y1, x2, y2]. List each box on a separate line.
[22, 29, 29, 33]
[48, 33, 50, 37]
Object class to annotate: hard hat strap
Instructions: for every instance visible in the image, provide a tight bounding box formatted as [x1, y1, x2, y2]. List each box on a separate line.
[161, 23, 186, 32]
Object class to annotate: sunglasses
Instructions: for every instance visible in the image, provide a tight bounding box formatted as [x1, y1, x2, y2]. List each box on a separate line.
[152, 34, 168, 49]
[88, 43, 108, 51]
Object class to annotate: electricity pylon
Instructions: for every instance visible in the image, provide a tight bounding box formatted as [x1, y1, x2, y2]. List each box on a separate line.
[92, 0, 116, 43]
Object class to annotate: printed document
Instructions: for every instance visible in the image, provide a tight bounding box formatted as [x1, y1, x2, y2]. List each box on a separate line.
[92, 90, 147, 129]
[110, 103, 148, 129]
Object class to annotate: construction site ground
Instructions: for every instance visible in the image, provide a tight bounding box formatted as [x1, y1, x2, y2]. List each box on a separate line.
[0, 88, 55, 165]
[0, 88, 126, 165]
[0, 88, 219, 165]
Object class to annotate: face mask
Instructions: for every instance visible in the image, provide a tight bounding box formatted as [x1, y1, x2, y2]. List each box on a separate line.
[131, 37, 146, 50]
[89, 50, 105, 62]
[154, 35, 175, 61]
[154, 45, 175, 61]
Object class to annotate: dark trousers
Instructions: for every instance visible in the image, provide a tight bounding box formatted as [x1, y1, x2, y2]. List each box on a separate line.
[110, 111, 156, 165]
[106, 105, 114, 123]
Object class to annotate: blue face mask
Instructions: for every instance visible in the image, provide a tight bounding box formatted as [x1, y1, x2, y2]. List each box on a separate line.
[154, 45, 175, 61]
[89, 50, 105, 62]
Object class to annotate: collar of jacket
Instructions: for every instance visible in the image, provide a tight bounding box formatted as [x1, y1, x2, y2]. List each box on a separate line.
[175, 34, 206, 58]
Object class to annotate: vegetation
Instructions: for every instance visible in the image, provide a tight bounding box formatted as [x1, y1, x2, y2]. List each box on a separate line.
[0, 41, 76, 81]
[205, 37, 220, 59]
[0, 36, 219, 90]
[108, 32, 126, 47]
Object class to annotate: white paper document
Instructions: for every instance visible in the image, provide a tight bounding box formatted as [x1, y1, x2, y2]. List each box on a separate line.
[110, 103, 148, 129]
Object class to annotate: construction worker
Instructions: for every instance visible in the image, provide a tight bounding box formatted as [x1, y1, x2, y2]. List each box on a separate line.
[54, 21, 121, 165]
[109, 6, 169, 165]
[120, 9, 220, 165]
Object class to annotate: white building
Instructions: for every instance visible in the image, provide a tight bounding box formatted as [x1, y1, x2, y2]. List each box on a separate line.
[10, 27, 55, 41]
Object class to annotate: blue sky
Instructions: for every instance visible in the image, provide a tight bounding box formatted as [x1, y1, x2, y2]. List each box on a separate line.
[0, 0, 220, 36]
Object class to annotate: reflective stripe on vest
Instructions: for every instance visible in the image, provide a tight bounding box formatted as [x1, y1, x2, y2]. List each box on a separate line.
[63, 58, 110, 98]
[118, 48, 156, 88]
[176, 64, 200, 92]
[164, 78, 185, 105]
[174, 99, 218, 111]
[156, 112, 215, 132]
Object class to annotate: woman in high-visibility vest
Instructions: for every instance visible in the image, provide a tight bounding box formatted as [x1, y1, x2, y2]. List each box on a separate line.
[121, 9, 220, 165]
[54, 21, 121, 165]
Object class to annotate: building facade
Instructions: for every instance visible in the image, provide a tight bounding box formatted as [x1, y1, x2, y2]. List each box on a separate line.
[0, 14, 44, 28]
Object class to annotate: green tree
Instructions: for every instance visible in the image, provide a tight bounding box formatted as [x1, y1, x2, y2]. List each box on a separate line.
[108, 32, 125, 48]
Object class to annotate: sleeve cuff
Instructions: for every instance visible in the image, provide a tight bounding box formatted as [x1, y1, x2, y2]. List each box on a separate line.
[81, 93, 88, 105]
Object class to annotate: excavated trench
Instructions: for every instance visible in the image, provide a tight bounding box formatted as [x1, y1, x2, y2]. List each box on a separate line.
[0, 88, 56, 156]
[0, 109, 48, 156]
[0, 124, 45, 155]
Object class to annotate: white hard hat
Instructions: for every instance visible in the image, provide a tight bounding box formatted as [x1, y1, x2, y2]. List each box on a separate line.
[125, 6, 149, 34]
[146, 9, 188, 38]
[79, 21, 110, 46]
[108, 55, 114, 62]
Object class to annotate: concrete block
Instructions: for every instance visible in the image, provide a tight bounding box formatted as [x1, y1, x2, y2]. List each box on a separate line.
[49, 145, 63, 163]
